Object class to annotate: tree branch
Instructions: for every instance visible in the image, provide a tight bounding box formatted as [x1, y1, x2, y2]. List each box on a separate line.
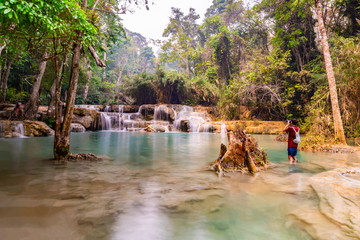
[88, 45, 106, 67]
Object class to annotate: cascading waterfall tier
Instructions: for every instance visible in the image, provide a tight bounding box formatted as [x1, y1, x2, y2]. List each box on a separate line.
[97, 104, 213, 132]
[12, 121, 25, 138]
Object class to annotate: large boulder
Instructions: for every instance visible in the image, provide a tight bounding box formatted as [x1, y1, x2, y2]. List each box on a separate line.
[23, 120, 54, 137]
[139, 104, 156, 120]
[73, 108, 100, 130]
[211, 129, 268, 174]
[112, 105, 139, 113]
[154, 105, 175, 122]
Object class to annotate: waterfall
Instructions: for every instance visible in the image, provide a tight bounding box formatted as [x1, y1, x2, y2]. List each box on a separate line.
[221, 123, 227, 134]
[100, 113, 112, 130]
[172, 106, 212, 132]
[118, 105, 124, 130]
[13, 122, 25, 138]
[74, 104, 213, 133]
[71, 123, 86, 133]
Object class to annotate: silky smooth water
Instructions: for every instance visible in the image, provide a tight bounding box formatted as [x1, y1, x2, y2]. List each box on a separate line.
[0, 132, 358, 240]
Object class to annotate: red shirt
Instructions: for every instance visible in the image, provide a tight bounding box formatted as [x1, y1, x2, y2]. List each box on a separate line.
[285, 126, 299, 148]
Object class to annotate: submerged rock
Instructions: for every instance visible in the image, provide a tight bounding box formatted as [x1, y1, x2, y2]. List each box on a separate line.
[291, 167, 360, 240]
[211, 129, 269, 174]
[66, 153, 101, 161]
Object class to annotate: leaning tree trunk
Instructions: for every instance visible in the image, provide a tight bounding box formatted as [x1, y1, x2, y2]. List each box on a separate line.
[54, 39, 82, 159]
[24, 52, 48, 119]
[316, 0, 346, 144]
[1, 59, 13, 102]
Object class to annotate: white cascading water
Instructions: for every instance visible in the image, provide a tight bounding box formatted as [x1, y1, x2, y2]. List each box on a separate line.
[74, 105, 100, 110]
[100, 112, 112, 130]
[92, 104, 212, 132]
[71, 123, 86, 133]
[13, 122, 25, 137]
[173, 106, 211, 132]
[118, 105, 124, 130]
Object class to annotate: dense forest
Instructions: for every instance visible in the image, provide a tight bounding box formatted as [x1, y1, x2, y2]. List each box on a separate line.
[1, 0, 360, 152]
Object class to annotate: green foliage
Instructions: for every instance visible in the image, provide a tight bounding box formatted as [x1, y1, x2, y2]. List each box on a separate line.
[6, 87, 27, 103]
[42, 115, 55, 129]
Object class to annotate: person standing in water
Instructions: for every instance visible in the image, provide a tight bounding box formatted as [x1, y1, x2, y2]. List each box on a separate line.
[283, 119, 300, 164]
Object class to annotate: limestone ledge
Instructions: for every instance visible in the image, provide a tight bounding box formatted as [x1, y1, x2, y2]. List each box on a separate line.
[0, 120, 54, 137]
[212, 120, 284, 134]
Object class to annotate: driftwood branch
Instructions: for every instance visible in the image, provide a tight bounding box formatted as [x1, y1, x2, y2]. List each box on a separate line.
[88, 45, 106, 68]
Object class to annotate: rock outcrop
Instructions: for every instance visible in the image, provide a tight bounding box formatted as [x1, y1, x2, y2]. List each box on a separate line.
[291, 168, 360, 240]
[23, 120, 54, 136]
[73, 107, 100, 130]
[211, 129, 268, 174]
[212, 121, 284, 134]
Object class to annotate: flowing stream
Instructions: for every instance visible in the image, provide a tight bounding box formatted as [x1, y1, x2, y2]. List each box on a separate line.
[0, 133, 359, 240]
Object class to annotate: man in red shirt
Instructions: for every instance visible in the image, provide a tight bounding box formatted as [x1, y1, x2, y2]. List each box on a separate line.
[284, 119, 300, 164]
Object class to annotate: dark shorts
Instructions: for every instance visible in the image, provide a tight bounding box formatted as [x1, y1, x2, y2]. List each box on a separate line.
[288, 147, 297, 157]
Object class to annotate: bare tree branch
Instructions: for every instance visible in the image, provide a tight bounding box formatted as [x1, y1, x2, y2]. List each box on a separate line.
[88, 45, 106, 67]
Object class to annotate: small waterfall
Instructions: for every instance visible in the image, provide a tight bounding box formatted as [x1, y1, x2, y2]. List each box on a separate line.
[118, 105, 124, 130]
[104, 106, 111, 112]
[100, 112, 112, 130]
[13, 122, 25, 138]
[173, 106, 212, 132]
[221, 123, 227, 134]
[71, 123, 86, 133]
[154, 105, 170, 121]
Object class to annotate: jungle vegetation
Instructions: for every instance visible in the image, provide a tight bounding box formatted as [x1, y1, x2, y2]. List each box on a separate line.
[0, 0, 359, 157]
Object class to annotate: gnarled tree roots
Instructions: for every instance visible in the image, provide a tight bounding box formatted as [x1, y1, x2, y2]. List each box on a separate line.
[211, 129, 269, 175]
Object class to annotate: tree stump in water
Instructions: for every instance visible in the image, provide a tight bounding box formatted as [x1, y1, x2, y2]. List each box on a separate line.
[211, 129, 268, 174]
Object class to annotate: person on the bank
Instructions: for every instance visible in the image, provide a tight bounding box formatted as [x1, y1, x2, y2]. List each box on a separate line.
[14, 101, 24, 118]
[284, 119, 299, 164]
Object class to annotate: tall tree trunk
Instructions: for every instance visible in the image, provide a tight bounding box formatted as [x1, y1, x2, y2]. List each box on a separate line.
[48, 80, 57, 116]
[1, 59, 13, 102]
[53, 0, 106, 160]
[48, 55, 67, 116]
[82, 57, 92, 101]
[316, 0, 346, 144]
[24, 52, 48, 119]
[54, 38, 82, 159]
